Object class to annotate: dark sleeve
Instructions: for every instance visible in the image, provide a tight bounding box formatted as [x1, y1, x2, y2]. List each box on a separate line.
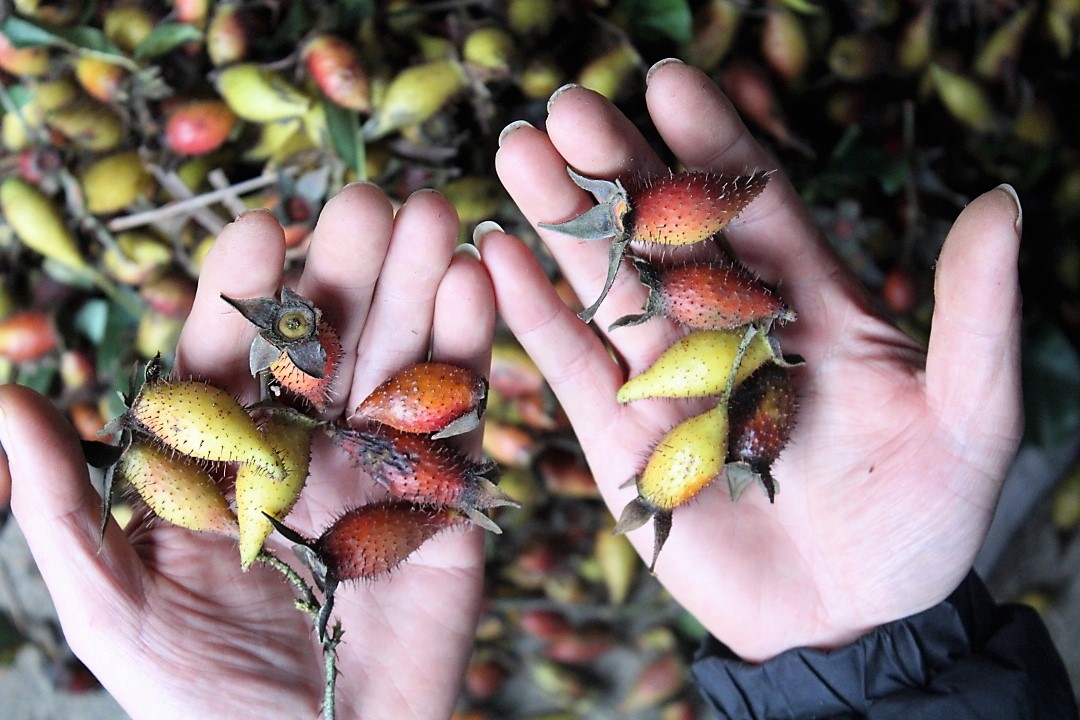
[691, 572, 1079, 720]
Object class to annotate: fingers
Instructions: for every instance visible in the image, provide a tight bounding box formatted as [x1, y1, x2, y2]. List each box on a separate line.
[296, 183, 395, 415]
[925, 185, 1024, 451]
[176, 210, 286, 395]
[0, 385, 144, 634]
[477, 228, 625, 449]
[644, 60, 847, 301]
[347, 190, 461, 409]
[431, 243, 496, 459]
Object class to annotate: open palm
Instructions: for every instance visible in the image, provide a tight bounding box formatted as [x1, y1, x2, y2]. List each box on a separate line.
[480, 60, 1024, 662]
[0, 184, 495, 718]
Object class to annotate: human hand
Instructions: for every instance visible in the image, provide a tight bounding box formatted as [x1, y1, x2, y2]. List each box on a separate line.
[0, 184, 495, 718]
[480, 59, 1024, 662]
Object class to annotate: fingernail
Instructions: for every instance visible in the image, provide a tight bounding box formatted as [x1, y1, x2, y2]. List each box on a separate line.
[995, 183, 1022, 234]
[646, 57, 683, 85]
[547, 83, 579, 114]
[235, 208, 272, 222]
[454, 241, 482, 261]
[472, 220, 504, 248]
[498, 120, 534, 148]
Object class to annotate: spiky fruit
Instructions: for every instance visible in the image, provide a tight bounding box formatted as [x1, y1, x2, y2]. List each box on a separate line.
[329, 426, 516, 533]
[315, 501, 470, 582]
[165, 100, 237, 156]
[352, 361, 488, 439]
[117, 440, 238, 535]
[613, 402, 729, 570]
[616, 328, 782, 404]
[539, 168, 771, 322]
[221, 288, 341, 411]
[120, 357, 284, 480]
[725, 362, 798, 502]
[236, 407, 318, 569]
[302, 34, 372, 112]
[611, 259, 795, 331]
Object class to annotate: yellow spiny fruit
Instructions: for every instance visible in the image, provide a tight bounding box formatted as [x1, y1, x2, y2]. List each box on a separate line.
[616, 329, 779, 403]
[614, 403, 729, 570]
[125, 370, 284, 480]
[236, 408, 317, 569]
[118, 440, 238, 535]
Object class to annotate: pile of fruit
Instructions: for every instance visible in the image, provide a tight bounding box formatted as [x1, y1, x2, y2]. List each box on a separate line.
[3, 0, 1080, 717]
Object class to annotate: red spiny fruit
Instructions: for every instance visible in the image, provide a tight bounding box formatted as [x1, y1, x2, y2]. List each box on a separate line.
[315, 501, 469, 582]
[539, 168, 772, 323]
[221, 289, 342, 411]
[611, 259, 795, 331]
[726, 362, 798, 502]
[352, 361, 488, 438]
[620, 171, 771, 246]
[329, 426, 517, 533]
[268, 318, 341, 410]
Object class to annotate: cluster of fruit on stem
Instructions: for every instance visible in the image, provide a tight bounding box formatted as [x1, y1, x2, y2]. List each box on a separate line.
[89, 287, 512, 719]
[542, 167, 800, 571]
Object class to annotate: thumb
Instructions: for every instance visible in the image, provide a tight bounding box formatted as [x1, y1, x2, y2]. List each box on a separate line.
[0, 384, 145, 632]
[925, 185, 1024, 460]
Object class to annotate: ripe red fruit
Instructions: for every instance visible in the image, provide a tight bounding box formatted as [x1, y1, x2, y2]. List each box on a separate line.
[302, 34, 371, 112]
[726, 362, 798, 502]
[352, 361, 488, 438]
[165, 100, 237, 156]
[0, 310, 58, 362]
[314, 501, 470, 582]
[540, 168, 771, 322]
[329, 426, 518, 533]
[611, 259, 796, 331]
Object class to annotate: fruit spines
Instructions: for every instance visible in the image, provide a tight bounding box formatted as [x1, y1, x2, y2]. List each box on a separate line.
[623, 170, 772, 246]
[329, 425, 517, 533]
[610, 259, 796, 331]
[351, 361, 488, 438]
[236, 407, 318, 569]
[615, 328, 781, 403]
[725, 362, 798, 502]
[124, 369, 285, 481]
[314, 501, 471, 582]
[117, 440, 239, 536]
[613, 402, 730, 571]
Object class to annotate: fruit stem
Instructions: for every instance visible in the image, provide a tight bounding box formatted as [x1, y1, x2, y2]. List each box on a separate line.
[256, 550, 320, 616]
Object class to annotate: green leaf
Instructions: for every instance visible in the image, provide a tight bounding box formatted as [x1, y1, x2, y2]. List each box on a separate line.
[0, 611, 27, 665]
[1022, 321, 1080, 449]
[0, 16, 59, 48]
[133, 23, 203, 61]
[74, 298, 110, 344]
[323, 98, 366, 179]
[16, 362, 56, 394]
[616, 0, 693, 45]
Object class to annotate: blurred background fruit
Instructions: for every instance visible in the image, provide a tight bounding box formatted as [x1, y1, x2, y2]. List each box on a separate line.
[3, 1, 1080, 715]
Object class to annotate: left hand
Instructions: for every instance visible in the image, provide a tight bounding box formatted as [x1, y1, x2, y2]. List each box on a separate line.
[0, 183, 495, 719]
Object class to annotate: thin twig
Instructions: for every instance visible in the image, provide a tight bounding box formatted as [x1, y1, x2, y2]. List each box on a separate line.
[208, 169, 250, 217]
[147, 165, 229, 235]
[107, 172, 291, 232]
